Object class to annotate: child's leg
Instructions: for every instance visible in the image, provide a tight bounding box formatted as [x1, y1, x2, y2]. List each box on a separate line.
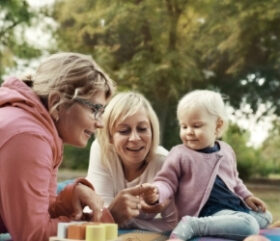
[170, 209, 259, 241]
[248, 210, 272, 229]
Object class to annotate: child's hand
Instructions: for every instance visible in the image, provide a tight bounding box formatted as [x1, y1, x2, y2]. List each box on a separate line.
[140, 183, 159, 205]
[245, 196, 266, 212]
[141, 198, 170, 213]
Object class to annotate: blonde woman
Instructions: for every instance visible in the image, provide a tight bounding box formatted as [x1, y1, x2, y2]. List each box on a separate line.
[86, 92, 177, 232]
[0, 52, 115, 241]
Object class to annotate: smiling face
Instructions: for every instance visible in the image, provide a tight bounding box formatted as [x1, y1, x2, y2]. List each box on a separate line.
[179, 105, 220, 150]
[111, 107, 152, 172]
[56, 91, 107, 147]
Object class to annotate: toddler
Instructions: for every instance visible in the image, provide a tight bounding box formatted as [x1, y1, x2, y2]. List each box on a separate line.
[142, 90, 272, 241]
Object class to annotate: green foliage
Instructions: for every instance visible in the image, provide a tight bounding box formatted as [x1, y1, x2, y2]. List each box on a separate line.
[52, 0, 206, 147]
[259, 120, 280, 175]
[61, 137, 94, 170]
[193, 0, 280, 112]
[223, 123, 261, 180]
[0, 0, 41, 81]
[52, 0, 280, 151]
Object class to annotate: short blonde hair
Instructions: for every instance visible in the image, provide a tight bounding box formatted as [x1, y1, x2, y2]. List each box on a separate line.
[177, 89, 228, 137]
[23, 52, 115, 114]
[97, 91, 160, 167]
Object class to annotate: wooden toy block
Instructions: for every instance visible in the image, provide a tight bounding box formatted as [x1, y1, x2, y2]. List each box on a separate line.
[51, 221, 167, 241]
[67, 224, 86, 240]
[86, 224, 105, 241]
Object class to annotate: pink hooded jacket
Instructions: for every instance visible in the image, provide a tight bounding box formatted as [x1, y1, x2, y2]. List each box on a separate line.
[0, 77, 94, 241]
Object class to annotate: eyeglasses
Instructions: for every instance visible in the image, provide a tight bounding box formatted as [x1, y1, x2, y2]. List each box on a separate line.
[74, 98, 105, 120]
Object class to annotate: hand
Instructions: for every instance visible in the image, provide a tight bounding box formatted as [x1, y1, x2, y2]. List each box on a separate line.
[72, 183, 104, 221]
[245, 195, 266, 212]
[141, 197, 170, 213]
[108, 185, 142, 225]
[140, 183, 159, 205]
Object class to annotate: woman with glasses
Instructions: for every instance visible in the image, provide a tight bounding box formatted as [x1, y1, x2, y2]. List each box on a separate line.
[86, 92, 178, 232]
[0, 52, 115, 241]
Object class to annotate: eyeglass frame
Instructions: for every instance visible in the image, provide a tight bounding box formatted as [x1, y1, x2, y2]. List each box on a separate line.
[74, 97, 105, 120]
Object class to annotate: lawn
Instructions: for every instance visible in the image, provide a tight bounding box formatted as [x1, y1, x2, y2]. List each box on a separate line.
[58, 169, 280, 222]
[247, 183, 280, 222]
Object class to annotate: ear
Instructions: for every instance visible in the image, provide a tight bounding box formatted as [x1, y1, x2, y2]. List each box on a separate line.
[109, 134, 114, 144]
[216, 118, 224, 136]
[48, 91, 61, 121]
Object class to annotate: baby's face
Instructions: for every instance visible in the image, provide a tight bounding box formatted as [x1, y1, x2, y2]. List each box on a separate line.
[179, 105, 219, 150]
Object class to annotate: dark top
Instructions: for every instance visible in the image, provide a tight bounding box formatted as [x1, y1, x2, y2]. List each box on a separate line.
[198, 142, 250, 217]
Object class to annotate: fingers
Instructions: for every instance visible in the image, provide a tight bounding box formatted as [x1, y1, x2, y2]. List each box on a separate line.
[247, 197, 267, 212]
[140, 197, 170, 213]
[127, 195, 141, 212]
[91, 208, 104, 222]
[109, 192, 141, 224]
[120, 185, 142, 196]
[255, 200, 266, 212]
[72, 197, 83, 220]
[73, 183, 105, 221]
[141, 201, 163, 213]
[249, 201, 258, 212]
[86, 196, 104, 221]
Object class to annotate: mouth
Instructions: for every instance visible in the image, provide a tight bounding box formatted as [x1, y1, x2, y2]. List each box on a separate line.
[84, 129, 94, 138]
[126, 146, 145, 152]
[186, 139, 198, 142]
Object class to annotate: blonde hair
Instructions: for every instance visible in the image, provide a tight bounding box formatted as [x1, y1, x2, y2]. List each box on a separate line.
[97, 91, 160, 167]
[23, 52, 115, 114]
[177, 89, 228, 137]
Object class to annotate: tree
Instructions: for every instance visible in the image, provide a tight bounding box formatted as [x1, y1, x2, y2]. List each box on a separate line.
[0, 0, 41, 81]
[193, 0, 280, 113]
[52, 0, 280, 149]
[259, 120, 280, 175]
[223, 123, 261, 180]
[53, 0, 205, 147]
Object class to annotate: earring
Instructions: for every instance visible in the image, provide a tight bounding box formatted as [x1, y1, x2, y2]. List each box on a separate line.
[52, 113, 59, 122]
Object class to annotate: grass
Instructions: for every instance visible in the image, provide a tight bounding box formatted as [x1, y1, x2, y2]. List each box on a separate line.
[58, 169, 280, 222]
[247, 183, 280, 222]
[58, 168, 87, 181]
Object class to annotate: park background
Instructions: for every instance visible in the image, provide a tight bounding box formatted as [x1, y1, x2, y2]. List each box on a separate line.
[1, 0, 280, 220]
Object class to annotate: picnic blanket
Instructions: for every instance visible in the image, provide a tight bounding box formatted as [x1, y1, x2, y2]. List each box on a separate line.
[1, 227, 280, 240]
[190, 228, 280, 241]
[118, 228, 280, 241]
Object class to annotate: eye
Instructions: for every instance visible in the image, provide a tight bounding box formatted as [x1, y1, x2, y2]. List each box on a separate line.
[118, 128, 131, 135]
[91, 104, 104, 114]
[193, 123, 202, 128]
[181, 125, 187, 129]
[137, 127, 148, 132]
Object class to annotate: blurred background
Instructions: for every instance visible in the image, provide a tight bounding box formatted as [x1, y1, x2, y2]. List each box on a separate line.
[1, 0, 280, 218]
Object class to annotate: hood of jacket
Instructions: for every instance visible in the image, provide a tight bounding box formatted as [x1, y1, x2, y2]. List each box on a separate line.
[0, 77, 63, 167]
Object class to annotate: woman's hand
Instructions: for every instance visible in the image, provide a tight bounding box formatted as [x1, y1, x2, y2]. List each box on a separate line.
[72, 183, 104, 221]
[108, 186, 142, 225]
[245, 195, 266, 212]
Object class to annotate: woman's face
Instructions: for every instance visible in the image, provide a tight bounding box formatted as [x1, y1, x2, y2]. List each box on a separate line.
[56, 91, 107, 147]
[111, 107, 152, 170]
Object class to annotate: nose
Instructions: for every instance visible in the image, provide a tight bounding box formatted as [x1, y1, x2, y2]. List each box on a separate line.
[186, 127, 194, 135]
[94, 117, 104, 129]
[129, 130, 141, 141]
